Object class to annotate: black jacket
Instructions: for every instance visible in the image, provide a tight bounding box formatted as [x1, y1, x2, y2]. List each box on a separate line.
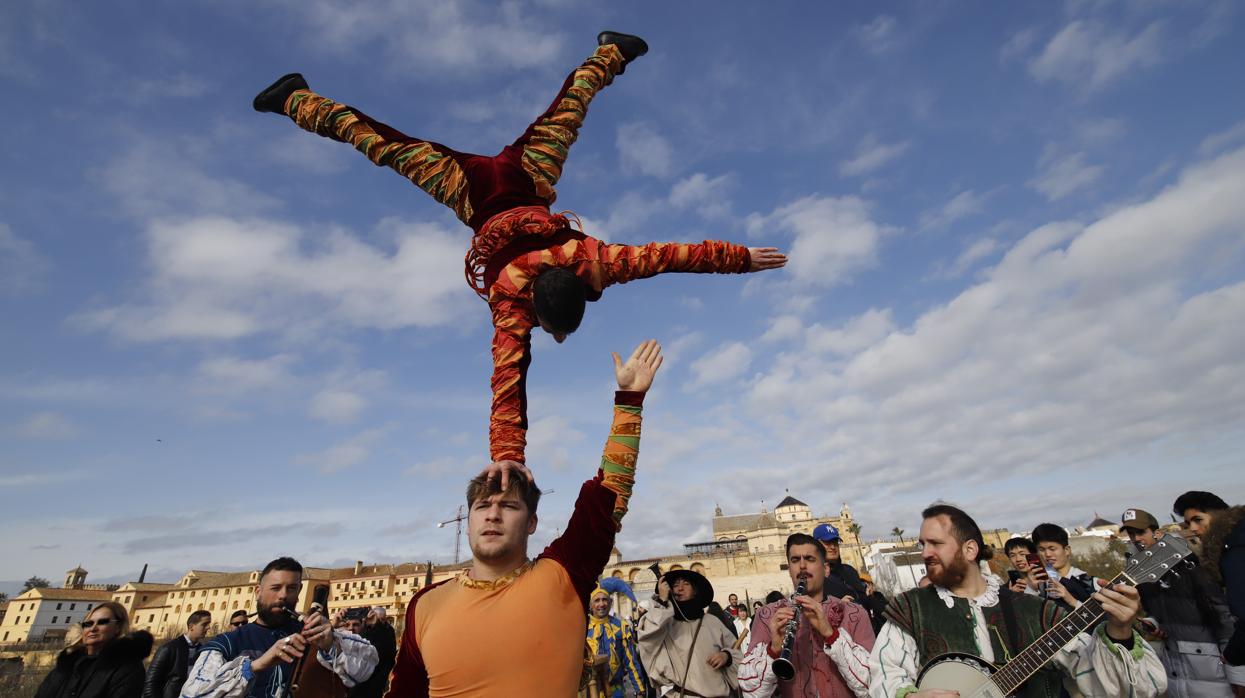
[36, 632, 154, 698]
[823, 561, 868, 601]
[142, 636, 197, 698]
[348, 622, 396, 698]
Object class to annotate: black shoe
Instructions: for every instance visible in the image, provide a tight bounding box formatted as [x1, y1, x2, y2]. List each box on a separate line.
[253, 73, 309, 114]
[597, 31, 648, 70]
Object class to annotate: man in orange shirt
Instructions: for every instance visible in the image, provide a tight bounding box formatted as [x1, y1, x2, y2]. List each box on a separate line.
[253, 33, 787, 469]
[385, 340, 662, 698]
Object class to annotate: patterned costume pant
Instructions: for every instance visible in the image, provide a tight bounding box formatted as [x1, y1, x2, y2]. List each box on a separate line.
[283, 45, 624, 233]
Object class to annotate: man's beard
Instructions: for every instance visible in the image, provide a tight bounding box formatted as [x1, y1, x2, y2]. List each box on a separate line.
[255, 601, 294, 627]
[926, 550, 971, 589]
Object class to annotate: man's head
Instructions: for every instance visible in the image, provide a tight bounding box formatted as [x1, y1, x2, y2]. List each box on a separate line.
[785, 532, 828, 597]
[1120, 508, 1162, 551]
[254, 557, 303, 627]
[1030, 523, 1071, 571]
[229, 609, 248, 629]
[533, 268, 586, 343]
[1173, 491, 1229, 538]
[345, 614, 364, 634]
[466, 473, 541, 565]
[919, 504, 992, 589]
[812, 524, 842, 563]
[590, 589, 613, 620]
[728, 593, 738, 607]
[1004, 537, 1036, 572]
[186, 610, 211, 642]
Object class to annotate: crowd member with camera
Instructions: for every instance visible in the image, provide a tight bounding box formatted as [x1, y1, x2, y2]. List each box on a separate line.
[739, 533, 873, 698]
[637, 569, 741, 697]
[868, 504, 1165, 698]
[183, 557, 378, 698]
[1028, 522, 1102, 608]
[349, 608, 395, 698]
[143, 610, 210, 698]
[386, 341, 662, 697]
[1004, 536, 1037, 594]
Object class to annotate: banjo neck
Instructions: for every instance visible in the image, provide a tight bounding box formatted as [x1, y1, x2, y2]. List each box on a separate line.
[987, 578, 1115, 695]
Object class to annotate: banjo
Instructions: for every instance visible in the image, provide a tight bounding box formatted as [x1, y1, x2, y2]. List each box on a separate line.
[915, 534, 1192, 697]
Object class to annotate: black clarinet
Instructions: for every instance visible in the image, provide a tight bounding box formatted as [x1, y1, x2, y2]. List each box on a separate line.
[772, 580, 806, 681]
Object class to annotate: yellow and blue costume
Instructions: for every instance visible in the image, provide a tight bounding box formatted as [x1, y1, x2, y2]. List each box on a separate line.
[585, 585, 646, 697]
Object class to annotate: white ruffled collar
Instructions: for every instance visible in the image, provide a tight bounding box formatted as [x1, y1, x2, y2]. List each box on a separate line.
[933, 572, 1000, 609]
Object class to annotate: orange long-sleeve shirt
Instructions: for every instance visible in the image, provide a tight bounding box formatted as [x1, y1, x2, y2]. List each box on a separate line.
[486, 234, 750, 463]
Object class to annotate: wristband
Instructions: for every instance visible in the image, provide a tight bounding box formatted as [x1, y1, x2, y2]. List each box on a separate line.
[241, 657, 254, 682]
[822, 626, 840, 648]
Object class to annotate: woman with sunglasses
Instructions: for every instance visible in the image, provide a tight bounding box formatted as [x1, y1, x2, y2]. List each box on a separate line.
[36, 601, 153, 698]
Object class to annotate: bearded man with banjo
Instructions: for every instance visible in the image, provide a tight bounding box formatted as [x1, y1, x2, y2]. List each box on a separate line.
[867, 504, 1168, 698]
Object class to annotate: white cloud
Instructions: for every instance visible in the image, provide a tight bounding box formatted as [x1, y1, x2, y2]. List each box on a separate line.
[12, 412, 78, 440]
[525, 414, 586, 472]
[839, 136, 910, 177]
[296, 427, 389, 473]
[669, 173, 735, 219]
[1199, 119, 1245, 157]
[288, 0, 564, 74]
[999, 27, 1040, 64]
[309, 390, 367, 424]
[76, 215, 470, 342]
[130, 71, 210, 101]
[1028, 20, 1164, 92]
[741, 146, 1245, 507]
[0, 223, 49, 292]
[1029, 149, 1103, 201]
[747, 195, 890, 286]
[617, 122, 675, 179]
[687, 341, 752, 390]
[98, 144, 282, 220]
[856, 15, 898, 54]
[196, 354, 298, 395]
[920, 189, 988, 229]
[941, 237, 1001, 278]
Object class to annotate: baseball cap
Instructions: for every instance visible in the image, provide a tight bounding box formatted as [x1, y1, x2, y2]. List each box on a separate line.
[813, 523, 841, 542]
[1120, 508, 1158, 531]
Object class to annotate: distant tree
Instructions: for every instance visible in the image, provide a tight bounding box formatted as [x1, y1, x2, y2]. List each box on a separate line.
[1074, 539, 1129, 580]
[0, 591, 8, 602]
[846, 522, 865, 568]
[21, 576, 51, 592]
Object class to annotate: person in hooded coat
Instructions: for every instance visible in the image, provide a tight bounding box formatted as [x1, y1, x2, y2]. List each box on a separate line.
[637, 570, 741, 697]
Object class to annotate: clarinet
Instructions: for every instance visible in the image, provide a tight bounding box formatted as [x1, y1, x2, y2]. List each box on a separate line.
[772, 580, 806, 681]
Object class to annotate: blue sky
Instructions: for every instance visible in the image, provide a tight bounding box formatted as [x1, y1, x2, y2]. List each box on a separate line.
[2, 1, 1244, 591]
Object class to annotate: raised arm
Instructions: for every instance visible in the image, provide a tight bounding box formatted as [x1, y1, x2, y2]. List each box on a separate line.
[593, 239, 784, 286]
[540, 340, 662, 604]
[488, 296, 536, 464]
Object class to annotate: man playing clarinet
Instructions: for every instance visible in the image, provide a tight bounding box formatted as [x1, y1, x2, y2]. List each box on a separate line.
[739, 533, 875, 698]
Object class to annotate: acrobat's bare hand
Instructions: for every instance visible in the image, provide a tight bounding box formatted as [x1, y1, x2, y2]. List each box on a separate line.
[748, 247, 787, 272]
[613, 340, 663, 393]
[482, 459, 534, 493]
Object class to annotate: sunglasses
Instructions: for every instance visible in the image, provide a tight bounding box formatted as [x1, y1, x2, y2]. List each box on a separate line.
[80, 617, 117, 629]
[230, 621, 247, 627]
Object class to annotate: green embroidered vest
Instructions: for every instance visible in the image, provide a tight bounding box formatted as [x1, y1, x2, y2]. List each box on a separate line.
[883, 586, 1064, 698]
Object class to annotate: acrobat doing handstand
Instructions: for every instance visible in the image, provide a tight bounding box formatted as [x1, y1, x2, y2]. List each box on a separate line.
[253, 31, 787, 468]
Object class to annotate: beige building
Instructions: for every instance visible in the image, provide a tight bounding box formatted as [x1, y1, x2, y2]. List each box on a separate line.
[0, 568, 117, 644]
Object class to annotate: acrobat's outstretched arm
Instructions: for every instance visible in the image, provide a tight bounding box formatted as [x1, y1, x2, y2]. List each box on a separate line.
[595, 240, 786, 285]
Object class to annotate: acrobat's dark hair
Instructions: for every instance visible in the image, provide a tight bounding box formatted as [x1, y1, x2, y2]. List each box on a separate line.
[532, 268, 586, 334]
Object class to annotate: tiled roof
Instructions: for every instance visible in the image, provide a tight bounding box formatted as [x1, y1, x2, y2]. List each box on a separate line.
[712, 512, 778, 534]
[21, 587, 114, 601]
[776, 495, 807, 508]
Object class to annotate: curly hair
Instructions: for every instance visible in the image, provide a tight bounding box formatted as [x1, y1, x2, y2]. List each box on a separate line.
[1199, 505, 1245, 584]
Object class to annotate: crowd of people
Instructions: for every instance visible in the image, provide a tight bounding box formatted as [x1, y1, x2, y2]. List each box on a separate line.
[22, 25, 1245, 698]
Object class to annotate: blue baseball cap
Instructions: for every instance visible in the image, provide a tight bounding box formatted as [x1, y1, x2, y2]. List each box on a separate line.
[813, 524, 841, 542]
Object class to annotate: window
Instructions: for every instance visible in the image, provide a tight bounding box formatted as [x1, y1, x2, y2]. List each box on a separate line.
[56, 603, 62, 610]
[52, 617, 58, 624]
[86, 604, 93, 610]
[70, 603, 75, 610]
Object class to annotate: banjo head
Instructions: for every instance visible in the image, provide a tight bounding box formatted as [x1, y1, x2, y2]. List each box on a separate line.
[917, 653, 1007, 697]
